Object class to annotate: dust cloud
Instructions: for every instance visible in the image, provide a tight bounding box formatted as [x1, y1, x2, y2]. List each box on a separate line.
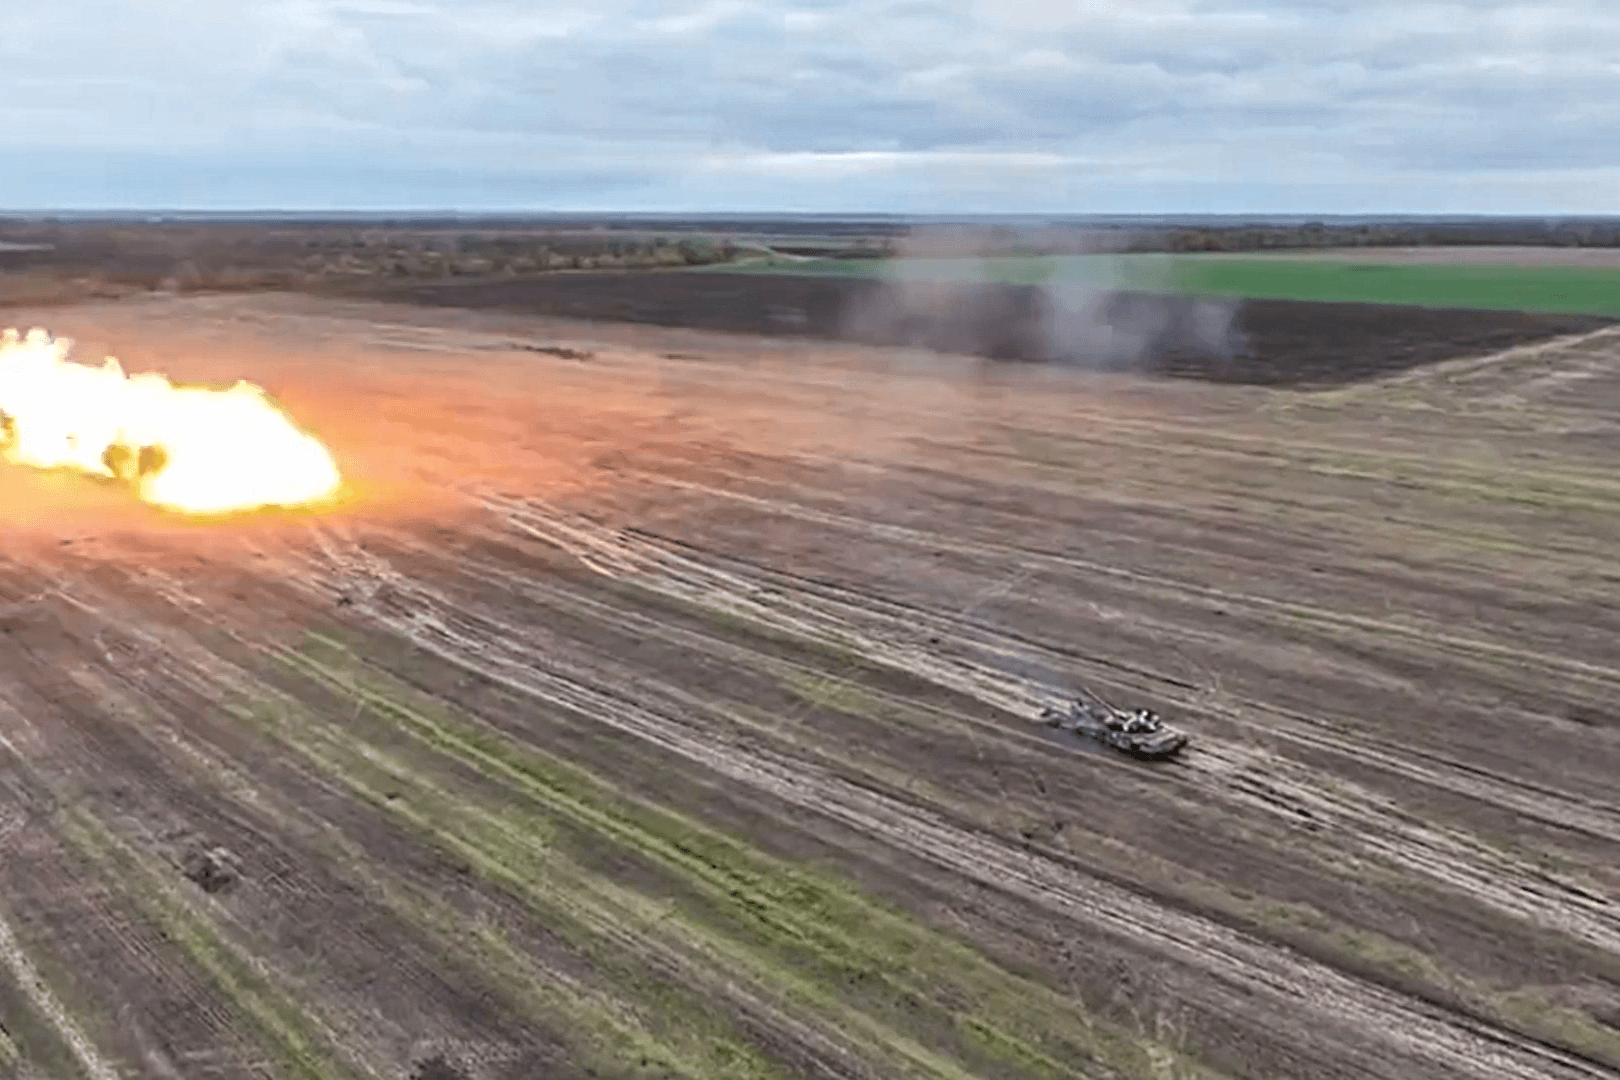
[839, 224, 1247, 371]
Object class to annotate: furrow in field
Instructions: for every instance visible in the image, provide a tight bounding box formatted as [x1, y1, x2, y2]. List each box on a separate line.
[0, 623, 418, 1079]
[603, 521, 1620, 846]
[407, 508, 1620, 967]
[54, 553, 1154, 1080]
[40, 574, 879, 1080]
[0, 567, 645, 1079]
[0, 696, 335, 1080]
[284, 526, 1610, 1080]
[0, 814, 120, 1080]
[621, 475, 1620, 699]
[471, 495, 1619, 820]
[587, 472, 1620, 815]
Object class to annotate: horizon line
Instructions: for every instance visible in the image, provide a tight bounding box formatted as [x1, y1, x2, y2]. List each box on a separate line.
[5, 208, 1619, 223]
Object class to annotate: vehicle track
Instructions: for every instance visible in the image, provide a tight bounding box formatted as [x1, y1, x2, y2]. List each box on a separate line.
[274, 520, 1616, 1080]
[622, 474, 1620, 703]
[586, 471, 1620, 800]
[9, 292, 1620, 1078]
[610, 521, 1620, 845]
[441, 502, 1620, 961]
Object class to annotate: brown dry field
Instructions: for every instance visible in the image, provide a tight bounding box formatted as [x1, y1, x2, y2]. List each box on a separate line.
[1192, 245, 1620, 267]
[1, 291, 1619, 1080]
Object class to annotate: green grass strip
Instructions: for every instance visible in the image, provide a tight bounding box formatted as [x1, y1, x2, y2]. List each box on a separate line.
[274, 631, 1216, 1080]
[261, 654, 987, 1080]
[57, 809, 372, 1080]
[1162, 258, 1620, 316]
[720, 254, 1620, 317]
[227, 683, 807, 1080]
[101, 663, 761, 1080]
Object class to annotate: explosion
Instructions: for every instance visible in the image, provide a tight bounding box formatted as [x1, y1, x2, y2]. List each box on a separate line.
[0, 327, 341, 515]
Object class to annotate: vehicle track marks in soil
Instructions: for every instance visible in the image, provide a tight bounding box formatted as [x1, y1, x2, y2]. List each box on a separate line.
[48, 545, 1131, 1079]
[436, 506, 1620, 964]
[15, 293, 1620, 1079]
[591, 525, 1620, 842]
[281, 524, 1615, 1080]
[622, 474, 1620, 699]
[0, 840, 118, 1080]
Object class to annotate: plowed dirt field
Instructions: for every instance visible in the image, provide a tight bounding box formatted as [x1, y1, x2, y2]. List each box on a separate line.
[1, 292, 1617, 1080]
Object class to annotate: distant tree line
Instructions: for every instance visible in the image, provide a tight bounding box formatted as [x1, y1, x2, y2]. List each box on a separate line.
[3, 217, 1620, 306]
[1123, 219, 1620, 253]
[0, 222, 748, 295]
[879, 219, 1620, 258]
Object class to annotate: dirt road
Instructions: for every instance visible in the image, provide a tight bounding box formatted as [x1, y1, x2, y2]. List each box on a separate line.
[0, 292, 1617, 1079]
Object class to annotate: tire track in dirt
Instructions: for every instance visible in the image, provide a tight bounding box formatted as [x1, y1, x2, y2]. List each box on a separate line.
[614, 521, 1620, 851]
[592, 472, 1620, 808]
[360, 512, 1620, 1010]
[0, 793, 121, 1080]
[437, 503, 1620, 968]
[479, 493, 1616, 814]
[283, 521, 1613, 1080]
[55, 549, 1083, 1080]
[33, 571, 874, 1080]
[626, 530, 1620, 845]
[0, 566, 615, 1080]
[623, 475, 1620, 703]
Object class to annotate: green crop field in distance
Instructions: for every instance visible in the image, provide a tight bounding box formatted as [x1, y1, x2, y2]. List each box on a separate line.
[719, 254, 1620, 317]
[1159, 258, 1620, 316]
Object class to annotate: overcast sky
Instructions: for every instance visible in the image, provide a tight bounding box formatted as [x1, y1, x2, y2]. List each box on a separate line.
[2, 0, 1616, 213]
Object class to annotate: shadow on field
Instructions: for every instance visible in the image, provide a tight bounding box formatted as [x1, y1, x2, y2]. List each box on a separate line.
[375, 271, 1616, 388]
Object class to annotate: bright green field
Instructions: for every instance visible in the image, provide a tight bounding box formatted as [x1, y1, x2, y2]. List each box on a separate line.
[720, 254, 1620, 317]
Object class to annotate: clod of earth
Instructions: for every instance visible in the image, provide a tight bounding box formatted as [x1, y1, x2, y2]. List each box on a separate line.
[180, 845, 241, 895]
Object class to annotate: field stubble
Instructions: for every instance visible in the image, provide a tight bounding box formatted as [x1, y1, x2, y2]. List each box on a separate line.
[0, 293, 1615, 1079]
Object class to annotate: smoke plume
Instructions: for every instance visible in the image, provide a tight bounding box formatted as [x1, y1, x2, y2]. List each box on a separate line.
[838, 224, 1247, 372]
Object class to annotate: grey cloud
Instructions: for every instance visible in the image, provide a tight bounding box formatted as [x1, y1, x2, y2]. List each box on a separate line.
[1, 0, 1618, 210]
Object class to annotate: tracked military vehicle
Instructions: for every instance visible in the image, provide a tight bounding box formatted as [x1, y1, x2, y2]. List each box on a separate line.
[1040, 687, 1189, 759]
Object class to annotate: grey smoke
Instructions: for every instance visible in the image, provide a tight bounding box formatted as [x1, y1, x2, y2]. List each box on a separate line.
[838, 224, 1247, 371]
[1042, 286, 1249, 369]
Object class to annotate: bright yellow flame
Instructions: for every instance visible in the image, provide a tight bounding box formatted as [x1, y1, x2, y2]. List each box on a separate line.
[0, 327, 341, 514]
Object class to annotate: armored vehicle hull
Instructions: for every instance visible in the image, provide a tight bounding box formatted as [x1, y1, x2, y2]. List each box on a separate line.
[1040, 691, 1189, 759]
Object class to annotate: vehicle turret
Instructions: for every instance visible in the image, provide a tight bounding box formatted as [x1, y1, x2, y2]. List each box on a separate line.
[1039, 691, 1189, 759]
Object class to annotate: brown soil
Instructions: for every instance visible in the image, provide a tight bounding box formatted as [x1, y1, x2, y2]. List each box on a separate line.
[0, 291, 1617, 1079]
[368, 270, 1615, 387]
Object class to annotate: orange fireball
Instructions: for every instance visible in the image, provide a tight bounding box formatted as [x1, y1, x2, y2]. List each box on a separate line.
[0, 328, 341, 514]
